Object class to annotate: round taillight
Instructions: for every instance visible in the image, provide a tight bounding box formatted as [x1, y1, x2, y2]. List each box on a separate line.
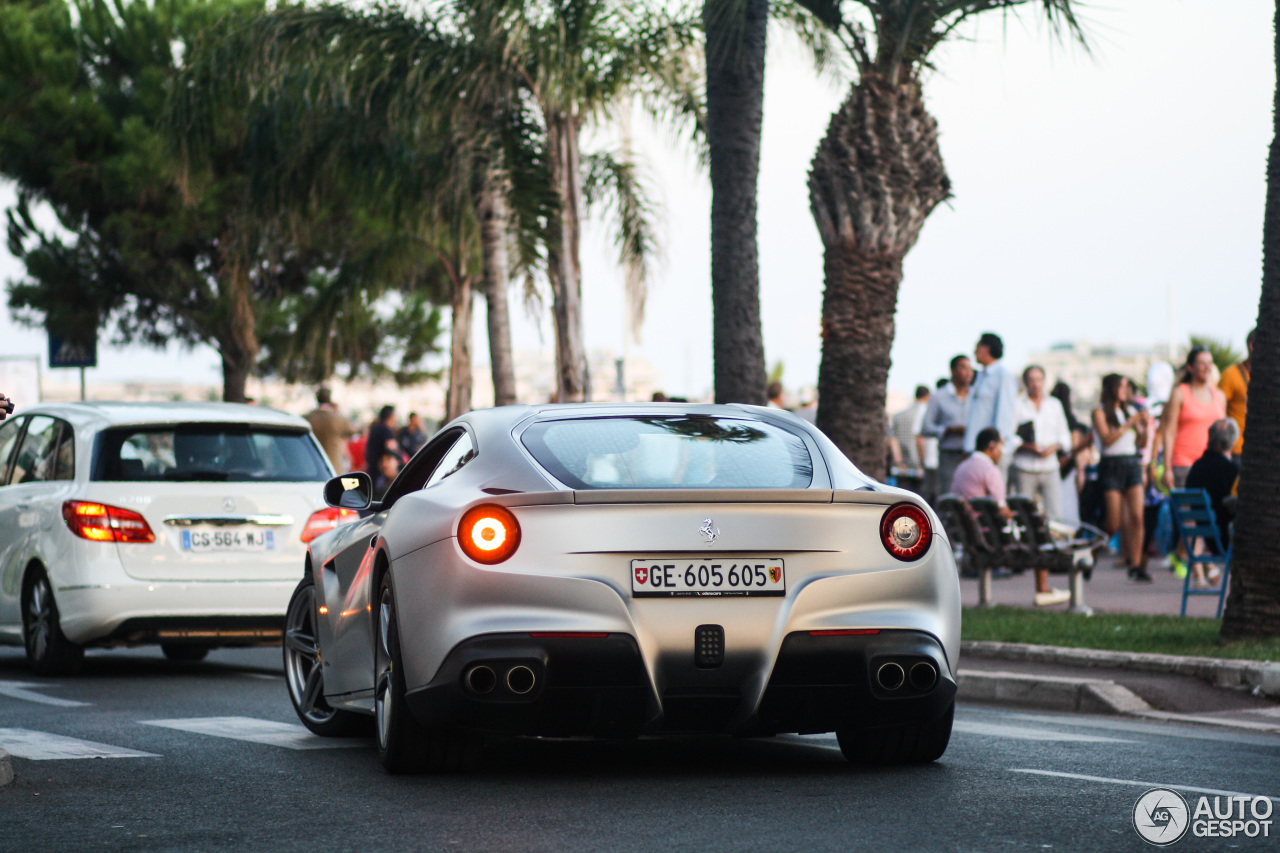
[880, 502, 931, 561]
[458, 504, 521, 564]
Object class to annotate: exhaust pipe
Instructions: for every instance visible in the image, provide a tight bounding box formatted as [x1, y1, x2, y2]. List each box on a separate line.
[506, 665, 536, 695]
[875, 661, 905, 691]
[909, 661, 938, 691]
[464, 664, 497, 695]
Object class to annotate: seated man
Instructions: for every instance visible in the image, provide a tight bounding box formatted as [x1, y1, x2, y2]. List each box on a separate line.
[951, 427, 1013, 520]
[952, 427, 1069, 607]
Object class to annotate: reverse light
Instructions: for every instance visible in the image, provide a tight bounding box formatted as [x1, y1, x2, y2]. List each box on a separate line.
[62, 501, 156, 544]
[458, 504, 521, 564]
[880, 502, 931, 561]
[301, 507, 360, 543]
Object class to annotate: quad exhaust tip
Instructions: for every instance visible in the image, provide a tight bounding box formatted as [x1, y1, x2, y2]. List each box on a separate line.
[909, 661, 938, 691]
[506, 665, 536, 695]
[876, 661, 906, 691]
[464, 664, 497, 695]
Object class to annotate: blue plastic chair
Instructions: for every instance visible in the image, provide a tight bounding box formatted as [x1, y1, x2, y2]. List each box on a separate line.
[1168, 489, 1231, 617]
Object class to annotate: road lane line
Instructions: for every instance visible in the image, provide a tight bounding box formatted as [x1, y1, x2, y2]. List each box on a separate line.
[1010, 769, 1279, 802]
[955, 720, 1132, 743]
[140, 716, 366, 750]
[0, 729, 158, 760]
[0, 680, 91, 708]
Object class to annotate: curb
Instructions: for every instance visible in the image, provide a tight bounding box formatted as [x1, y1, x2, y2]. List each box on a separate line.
[961, 641, 1280, 699]
[0, 749, 12, 787]
[956, 670, 1280, 733]
[957, 670, 1153, 715]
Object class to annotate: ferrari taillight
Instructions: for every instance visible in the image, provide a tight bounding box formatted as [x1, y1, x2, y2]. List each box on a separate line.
[458, 504, 521, 564]
[62, 501, 156, 544]
[300, 507, 360, 543]
[880, 502, 931, 561]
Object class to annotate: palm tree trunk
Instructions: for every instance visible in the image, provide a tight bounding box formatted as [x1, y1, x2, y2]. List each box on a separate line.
[217, 229, 259, 404]
[808, 76, 950, 478]
[1221, 0, 1280, 639]
[477, 166, 517, 407]
[705, 0, 768, 406]
[445, 272, 473, 422]
[814, 248, 901, 479]
[545, 110, 589, 403]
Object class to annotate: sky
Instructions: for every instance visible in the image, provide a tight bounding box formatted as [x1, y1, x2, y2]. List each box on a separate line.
[0, 0, 1273, 403]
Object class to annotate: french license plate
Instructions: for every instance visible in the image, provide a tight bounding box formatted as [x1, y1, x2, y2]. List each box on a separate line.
[631, 558, 784, 598]
[180, 529, 275, 553]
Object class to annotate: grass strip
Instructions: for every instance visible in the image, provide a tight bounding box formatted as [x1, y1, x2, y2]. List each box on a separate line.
[961, 606, 1280, 662]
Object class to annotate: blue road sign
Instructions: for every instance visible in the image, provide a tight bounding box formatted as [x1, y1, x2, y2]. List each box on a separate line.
[48, 334, 97, 369]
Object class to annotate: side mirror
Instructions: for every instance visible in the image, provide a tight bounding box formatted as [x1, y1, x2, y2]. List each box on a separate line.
[324, 472, 373, 510]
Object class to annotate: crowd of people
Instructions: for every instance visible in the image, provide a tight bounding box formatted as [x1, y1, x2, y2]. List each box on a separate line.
[4, 325, 1248, 590]
[304, 389, 432, 498]
[885, 331, 1253, 604]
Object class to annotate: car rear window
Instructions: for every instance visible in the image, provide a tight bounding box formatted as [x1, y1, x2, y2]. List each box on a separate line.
[94, 425, 330, 482]
[521, 416, 814, 490]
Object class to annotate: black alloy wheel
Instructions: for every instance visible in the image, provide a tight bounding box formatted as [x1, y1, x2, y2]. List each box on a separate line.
[374, 572, 467, 773]
[22, 568, 84, 676]
[836, 700, 955, 765]
[284, 576, 366, 737]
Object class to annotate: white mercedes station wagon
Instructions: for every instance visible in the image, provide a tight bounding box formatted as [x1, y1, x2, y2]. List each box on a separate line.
[0, 402, 348, 675]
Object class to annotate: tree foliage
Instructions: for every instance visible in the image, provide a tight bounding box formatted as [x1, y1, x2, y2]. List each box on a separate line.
[0, 0, 446, 401]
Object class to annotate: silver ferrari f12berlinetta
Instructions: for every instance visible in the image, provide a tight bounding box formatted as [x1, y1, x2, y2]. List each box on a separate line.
[285, 404, 961, 772]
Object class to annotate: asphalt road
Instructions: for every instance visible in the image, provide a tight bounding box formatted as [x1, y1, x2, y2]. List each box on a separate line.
[1, 645, 1277, 852]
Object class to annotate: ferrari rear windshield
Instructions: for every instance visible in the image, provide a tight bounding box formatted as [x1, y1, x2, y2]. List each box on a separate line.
[93, 424, 330, 482]
[521, 416, 814, 490]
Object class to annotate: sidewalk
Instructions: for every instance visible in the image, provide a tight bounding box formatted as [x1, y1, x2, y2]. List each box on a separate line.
[955, 550, 1280, 732]
[961, 550, 1225, 616]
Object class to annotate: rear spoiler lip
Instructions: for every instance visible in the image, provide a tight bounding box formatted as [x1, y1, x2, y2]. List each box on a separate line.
[473, 487, 921, 510]
[570, 488, 906, 506]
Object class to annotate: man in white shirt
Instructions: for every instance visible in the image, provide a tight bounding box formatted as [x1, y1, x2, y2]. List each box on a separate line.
[1011, 365, 1072, 520]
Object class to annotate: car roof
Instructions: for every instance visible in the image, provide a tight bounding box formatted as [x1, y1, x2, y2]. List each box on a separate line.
[7, 401, 311, 432]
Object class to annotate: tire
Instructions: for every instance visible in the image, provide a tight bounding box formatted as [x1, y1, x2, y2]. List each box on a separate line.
[161, 644, 211, 662]
[374, 572, 467, 773]
[22, 568, 85, 677]
[283, 575, 367, 737]
[836, 701, 955, 765]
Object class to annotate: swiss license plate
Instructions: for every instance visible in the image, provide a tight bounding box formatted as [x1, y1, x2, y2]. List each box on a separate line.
[631, 558, 785, 598]
[180, 529, 275, 553]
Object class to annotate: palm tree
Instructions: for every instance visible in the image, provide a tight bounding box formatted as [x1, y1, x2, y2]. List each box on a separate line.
[797, 0, 1085, 477]
[704, 0, 770, 405]
[502, 0, 702, 402]
[1221, 1, 1280, 640]
[173, 1, 691, 411]
[172, 4, 543, 417]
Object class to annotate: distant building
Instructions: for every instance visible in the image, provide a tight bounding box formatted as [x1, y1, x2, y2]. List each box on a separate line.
[1030, 340, 1175, 414]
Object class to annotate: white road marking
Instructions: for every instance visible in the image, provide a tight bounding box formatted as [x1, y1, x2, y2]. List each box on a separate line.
[140, 716, 366, 750]
[0, 680, 91, 708]
[954, 720, 1132, 743]
[0, 728, 158, 760]
[1011, 769, 1280, 802]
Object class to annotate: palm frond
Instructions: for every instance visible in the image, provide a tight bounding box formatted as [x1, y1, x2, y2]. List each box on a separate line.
[582, 148, 661, 340]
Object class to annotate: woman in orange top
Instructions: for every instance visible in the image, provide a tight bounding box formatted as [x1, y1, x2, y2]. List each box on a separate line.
[1155, 347, 1226, 490]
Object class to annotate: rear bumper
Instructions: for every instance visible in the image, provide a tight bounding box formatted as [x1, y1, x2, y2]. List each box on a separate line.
[405, 629, 955, 737]
[53, 580, 296, 646]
